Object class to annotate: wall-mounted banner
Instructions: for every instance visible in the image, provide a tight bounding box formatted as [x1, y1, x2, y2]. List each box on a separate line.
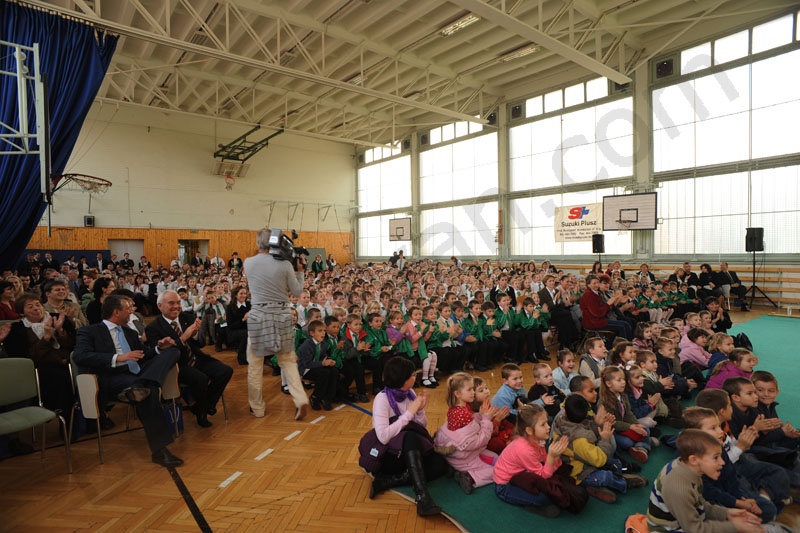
[554, 203, 603, 242]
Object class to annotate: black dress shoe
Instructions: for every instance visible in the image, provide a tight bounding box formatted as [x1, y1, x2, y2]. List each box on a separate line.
[322, 400, 333, 411]
[152, 448, 184, 467]
[196, 415, 213, 428]
[207, 407, 217, 416]
[357, 394, 369, 403]
[310, 396, 322, 411]
[118, 386, 150, 403]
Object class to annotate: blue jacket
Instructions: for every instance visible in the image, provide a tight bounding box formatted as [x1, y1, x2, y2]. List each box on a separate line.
[491, 383, 527, 415]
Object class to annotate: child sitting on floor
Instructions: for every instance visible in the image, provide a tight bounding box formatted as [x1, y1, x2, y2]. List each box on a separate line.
[600, 366, 652, 463]
[470, 376, 513, 454]
[647, 429, 765, 533]
[579, 336, 607, 389]
[706, 332, 736, 379]
[626, 364, 666, 429]
[434, 372, 498, 495]
[493, 404, 571, 518]
[528, 363, 566, 421]
[706, 348, 757, 390]
[552, 348, 579, 397]
[491, 363, 528, 423]
[552, 394, 647, 504]
[695, 390, 792, 518]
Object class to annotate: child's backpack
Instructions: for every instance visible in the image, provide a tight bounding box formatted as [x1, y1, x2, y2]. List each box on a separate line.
[733, 332, 753, 351]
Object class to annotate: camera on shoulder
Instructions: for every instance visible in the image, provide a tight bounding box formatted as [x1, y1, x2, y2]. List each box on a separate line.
[268, 229, 309, 270]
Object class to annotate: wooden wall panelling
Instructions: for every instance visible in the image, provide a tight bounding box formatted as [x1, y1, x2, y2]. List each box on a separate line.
[27, 227, 354, 267]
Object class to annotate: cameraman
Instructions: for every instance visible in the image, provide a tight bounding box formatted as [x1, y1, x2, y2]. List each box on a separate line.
[244, 228, 309, 421]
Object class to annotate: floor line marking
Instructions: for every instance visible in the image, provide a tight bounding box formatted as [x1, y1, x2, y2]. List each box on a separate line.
[254, 448, 274, 461]
[284, 430, 302, 441]
[310, 416, 325, 424]
[218, 471, 243, 488]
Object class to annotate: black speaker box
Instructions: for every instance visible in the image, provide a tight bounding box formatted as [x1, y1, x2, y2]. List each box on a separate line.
[592, 234, 605, 254]
[84, 215, 95, 227]
[745, 227, 764, 252]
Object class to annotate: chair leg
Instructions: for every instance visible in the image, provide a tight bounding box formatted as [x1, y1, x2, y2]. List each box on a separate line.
[171, 399, 180, 438]
[58, 415, 73, 474]
[41, 423, 47, 460]
[96, 417, 105, 464]
[221, 393, 229, 421]
[67, 404, 77, 444]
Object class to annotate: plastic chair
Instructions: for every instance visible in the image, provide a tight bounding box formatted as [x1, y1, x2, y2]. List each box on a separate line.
[161, 365, 182, 437]
[68, 355, 133, 464]
[0, 358, 72, 473]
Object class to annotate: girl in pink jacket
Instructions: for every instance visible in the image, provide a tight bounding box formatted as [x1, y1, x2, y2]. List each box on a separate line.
[705, 348, 757, 390]
[434, 373, 498, 494]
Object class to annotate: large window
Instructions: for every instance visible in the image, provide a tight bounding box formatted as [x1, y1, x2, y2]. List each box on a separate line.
[358, 214, 412, 257]
[420, 202, 498, 257]
[510, 98, 633, 191]
[654, 165, 800, 255]
[653, 49, 800, 172]
[419, 133, 497, 204]
[357, 155, 411, 213]
[509, 187, 631, 257]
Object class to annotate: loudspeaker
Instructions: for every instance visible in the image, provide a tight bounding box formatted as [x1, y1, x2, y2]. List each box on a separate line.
[592, 234, 605, 254]
[83, 215, 95, 227]
[745, 227, 764, 252]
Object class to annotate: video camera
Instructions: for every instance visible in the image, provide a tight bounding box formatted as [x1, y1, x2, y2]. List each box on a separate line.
[268, 229, 309, 270]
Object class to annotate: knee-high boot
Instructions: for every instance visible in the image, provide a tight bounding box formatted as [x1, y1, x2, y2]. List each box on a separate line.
[405, 449, 441, 516]
[369, 470, 411, 499]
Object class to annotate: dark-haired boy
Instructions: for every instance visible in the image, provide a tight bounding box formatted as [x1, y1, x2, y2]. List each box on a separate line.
[297, 320, 338, 411]
[647, 429, 763, 533]
[363, 313, 392, 395]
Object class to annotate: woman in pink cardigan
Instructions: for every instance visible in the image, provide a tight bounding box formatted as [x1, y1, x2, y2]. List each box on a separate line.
[367, 356, 448, 516]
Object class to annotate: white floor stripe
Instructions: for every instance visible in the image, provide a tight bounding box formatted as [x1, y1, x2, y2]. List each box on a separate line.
[284, 430, 302, 441]
[335, 404, 346, 411]
[254, 448, 274, 461]
[310, 416, 325, 424]
[218, 471, 243, 488]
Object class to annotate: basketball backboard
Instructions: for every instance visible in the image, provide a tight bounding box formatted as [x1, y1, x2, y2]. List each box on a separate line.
[602, 192, 657, 231]
[389, 217, 412, 241]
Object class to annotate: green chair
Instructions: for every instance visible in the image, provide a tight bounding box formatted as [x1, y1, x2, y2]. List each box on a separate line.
[0, 358, 72, 473]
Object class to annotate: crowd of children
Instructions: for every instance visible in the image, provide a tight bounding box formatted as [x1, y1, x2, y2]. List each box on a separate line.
[360, 288, 800, 532]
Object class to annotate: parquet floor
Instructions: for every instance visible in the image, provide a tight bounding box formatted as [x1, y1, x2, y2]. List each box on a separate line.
[1, 306, 797, 532]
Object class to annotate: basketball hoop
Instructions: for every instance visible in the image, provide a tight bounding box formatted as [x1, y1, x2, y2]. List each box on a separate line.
[224, 173, 236, 191]
[52, 173, 112, 194]
[616, 219, 633, 233]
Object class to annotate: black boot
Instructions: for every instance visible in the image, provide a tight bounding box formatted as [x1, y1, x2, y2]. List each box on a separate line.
[405, 449, 441, 516]
[369, 470, 411, 499]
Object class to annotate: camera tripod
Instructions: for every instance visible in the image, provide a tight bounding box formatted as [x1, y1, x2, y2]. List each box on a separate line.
[745, 250, 777, 308]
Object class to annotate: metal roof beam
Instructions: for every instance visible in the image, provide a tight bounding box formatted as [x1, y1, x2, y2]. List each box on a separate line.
[19, 0, 487, 125]
[449, 0, 631, 84]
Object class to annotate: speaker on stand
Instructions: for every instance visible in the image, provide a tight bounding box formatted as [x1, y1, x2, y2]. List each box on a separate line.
[592, 234, 605, 266]
[743, 227, 777, 308]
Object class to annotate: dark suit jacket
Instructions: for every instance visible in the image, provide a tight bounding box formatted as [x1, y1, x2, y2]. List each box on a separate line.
[490, 285, 517, 307]
[119, 259, 135, 270]
[73, 321, 157, 376]
[145, 314, 195, 366]
[537, 287, 564, 310]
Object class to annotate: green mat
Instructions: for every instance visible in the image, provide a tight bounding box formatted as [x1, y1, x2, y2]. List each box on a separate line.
[394, 315, 798, 532]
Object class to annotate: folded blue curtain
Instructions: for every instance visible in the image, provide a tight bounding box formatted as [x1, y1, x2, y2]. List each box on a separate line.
[0, 1, 117, 270]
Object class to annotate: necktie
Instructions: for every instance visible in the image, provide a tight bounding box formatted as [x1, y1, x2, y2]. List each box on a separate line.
[116, 326, 140, 374]
[171, 320, 195, 366]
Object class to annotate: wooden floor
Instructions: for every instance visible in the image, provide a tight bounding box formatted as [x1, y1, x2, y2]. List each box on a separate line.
[1, 305, 797, 532]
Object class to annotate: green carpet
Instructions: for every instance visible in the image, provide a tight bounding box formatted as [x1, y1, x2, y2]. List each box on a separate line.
[394, 315, 799, 532]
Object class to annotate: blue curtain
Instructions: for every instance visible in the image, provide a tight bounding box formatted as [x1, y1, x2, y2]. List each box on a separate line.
[0, 1, 117, 271]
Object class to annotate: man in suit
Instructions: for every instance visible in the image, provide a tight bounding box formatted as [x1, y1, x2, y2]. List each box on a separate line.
[94, 252, 107, 272]
[119, 253, 135, 272]
[145, 290, 233, 428]
[718, 261, 749, 312]
[489, 273, 517, 307]
[190, 252, 204, 268]
[537, 273, 580, 351]
[73, 294, 183, 467]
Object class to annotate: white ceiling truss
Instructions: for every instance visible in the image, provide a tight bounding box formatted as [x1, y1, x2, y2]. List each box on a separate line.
[18, 0, 796, 148]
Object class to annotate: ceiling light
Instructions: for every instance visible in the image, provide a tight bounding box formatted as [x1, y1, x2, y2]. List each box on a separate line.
[498, 45, 540, 63]
[347, 74, 366, 86]
[440, 14, 480, 36]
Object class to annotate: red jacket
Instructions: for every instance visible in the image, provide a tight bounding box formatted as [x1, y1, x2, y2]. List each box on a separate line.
[579, 289, 609, 330]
